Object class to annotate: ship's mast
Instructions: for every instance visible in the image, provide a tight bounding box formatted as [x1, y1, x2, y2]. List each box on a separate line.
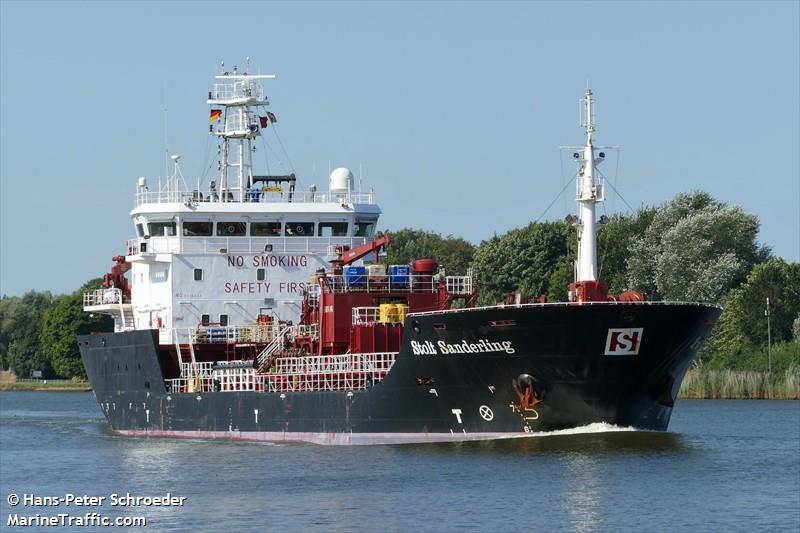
[208, 60, 275, 202]
[575, 89, 605, 282]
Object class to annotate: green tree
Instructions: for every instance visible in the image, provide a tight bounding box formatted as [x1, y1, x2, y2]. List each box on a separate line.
[39, 279, 113, 379]
[2, 291, 55, 378]
[547, 257, 574, 302]
[708, 259, 800, 359]
[596, 208, 657, 294]
[627, 191, 769, 301]
[380, 228, 475, 275]
[471, 221, 571, 305]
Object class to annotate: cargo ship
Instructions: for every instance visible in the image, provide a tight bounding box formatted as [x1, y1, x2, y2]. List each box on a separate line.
[78, 63, 721, 444]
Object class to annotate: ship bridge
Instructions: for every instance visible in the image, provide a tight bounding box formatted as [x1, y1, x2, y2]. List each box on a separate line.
[86, 60, 383, 344]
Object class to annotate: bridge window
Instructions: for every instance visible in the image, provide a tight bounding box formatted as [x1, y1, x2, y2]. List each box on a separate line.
[183, 221, 213, 236]
[135, 223, 144, 237]
[194, 268, 203, 281]
[285, 222, 314, 237]
[251, 222, 282, 236]
[217, 222, 246, 236]
[149, 221, 176, 237]
[354, 219, 376, 238]
[318, 222, 349, 237]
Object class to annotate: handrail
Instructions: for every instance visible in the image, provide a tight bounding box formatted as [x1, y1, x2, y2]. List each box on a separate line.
[135, 189, 375, 207]
[83, 288, 123, 307]
[256, 325, 292, 369]
[126, 236, 369, 256]
[323, 274, 437, 294]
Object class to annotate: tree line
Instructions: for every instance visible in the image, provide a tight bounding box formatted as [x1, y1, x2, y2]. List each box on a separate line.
[1, 190, 797, 380]
[0, 279, 112, 380]
[383, 190, 799, 372]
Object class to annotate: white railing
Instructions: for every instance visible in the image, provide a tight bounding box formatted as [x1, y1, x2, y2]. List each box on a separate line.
[166, 376, 214, 394]
[324, 274, 437, 294]
[262, 352, 397, 393]
[166, 352, 398, 394]
[307, 285, 321, 308]
[446, 274, 474, 296]
[126, 236, 368, 256]
[192, 324, 282, 344]
[135, 189, 375, 207]
[180, 361, 214, 378]
[210, 82, 265, 102]
[269, 352, 396, 375]
[83, 288, 123, 307]
[352, 306, 380, 325]
[214, 366, 258, 392]
[295, 324, 319, 339]
[162, 324, 283, 346]
[219, 113, 259, 136]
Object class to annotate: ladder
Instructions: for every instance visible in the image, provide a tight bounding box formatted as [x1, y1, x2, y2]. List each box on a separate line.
[175, 329, 197, 376]
[120, 304, 135, 330]
[256, 325, 292, 371]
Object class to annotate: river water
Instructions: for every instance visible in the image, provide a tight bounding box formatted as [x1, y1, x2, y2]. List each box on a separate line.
[0, 392, 798, 532]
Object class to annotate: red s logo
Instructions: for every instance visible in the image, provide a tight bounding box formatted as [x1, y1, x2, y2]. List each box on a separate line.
[605, 328, 643, 355]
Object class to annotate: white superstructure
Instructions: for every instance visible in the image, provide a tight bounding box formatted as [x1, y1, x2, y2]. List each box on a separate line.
[85, 61, 381, 343]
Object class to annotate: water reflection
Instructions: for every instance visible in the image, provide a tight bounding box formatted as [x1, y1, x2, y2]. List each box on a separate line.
[563, 452, 604, 532]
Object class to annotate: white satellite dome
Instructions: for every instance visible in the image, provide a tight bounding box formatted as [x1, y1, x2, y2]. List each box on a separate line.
[329, 167, 354, 196]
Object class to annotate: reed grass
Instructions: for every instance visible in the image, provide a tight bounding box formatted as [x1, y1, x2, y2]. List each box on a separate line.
[680, 365, 800, 399]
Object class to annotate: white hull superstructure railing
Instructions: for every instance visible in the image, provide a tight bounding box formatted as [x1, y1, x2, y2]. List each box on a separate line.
[166, 352, 397, 394]
[180, 361, 214, 378]
[325, 274, 472, 294]
[83, 288, 124, 306]
[445, 272, 474, 296]
[352, 306, 381, 325]
[135, 189, 375, 207]
[83, 288, 134, 333]
[162, 324, 285, 346]
[126, 236, 369, 256]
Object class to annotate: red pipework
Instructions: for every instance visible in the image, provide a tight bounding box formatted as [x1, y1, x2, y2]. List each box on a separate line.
[102, 255, 131, 300]
[569, 280, 647, 303]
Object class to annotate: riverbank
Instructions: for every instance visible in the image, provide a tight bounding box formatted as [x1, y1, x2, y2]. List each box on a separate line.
[0, 371, 90, 391]
[679, 368, 800, 399]
[0, 380, 91, 391]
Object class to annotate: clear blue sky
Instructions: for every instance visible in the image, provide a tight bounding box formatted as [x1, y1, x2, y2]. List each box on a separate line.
[1, 1, 798, 296]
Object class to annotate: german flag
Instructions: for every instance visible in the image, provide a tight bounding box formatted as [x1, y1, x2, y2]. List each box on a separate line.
[210, 109, 222, 123]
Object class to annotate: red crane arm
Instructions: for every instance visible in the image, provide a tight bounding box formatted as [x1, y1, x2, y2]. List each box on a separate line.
[330, 234, 391, 267]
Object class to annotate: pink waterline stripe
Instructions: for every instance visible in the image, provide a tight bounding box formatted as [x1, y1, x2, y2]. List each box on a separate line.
[116, 428, 534, 446]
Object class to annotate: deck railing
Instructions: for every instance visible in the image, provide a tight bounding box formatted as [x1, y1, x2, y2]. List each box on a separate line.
[83, 288, 123, 307]
[135, 189, 375, 207]
[324, 274, 437, 294]
[165, 352, 398, 394]
[126, 236, 368, 256]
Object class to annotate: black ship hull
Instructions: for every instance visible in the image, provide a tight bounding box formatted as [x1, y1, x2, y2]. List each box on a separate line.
[78, 302, 720, 445]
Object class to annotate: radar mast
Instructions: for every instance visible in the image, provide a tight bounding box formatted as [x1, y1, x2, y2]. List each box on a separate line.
[208, 60, 276, 202]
